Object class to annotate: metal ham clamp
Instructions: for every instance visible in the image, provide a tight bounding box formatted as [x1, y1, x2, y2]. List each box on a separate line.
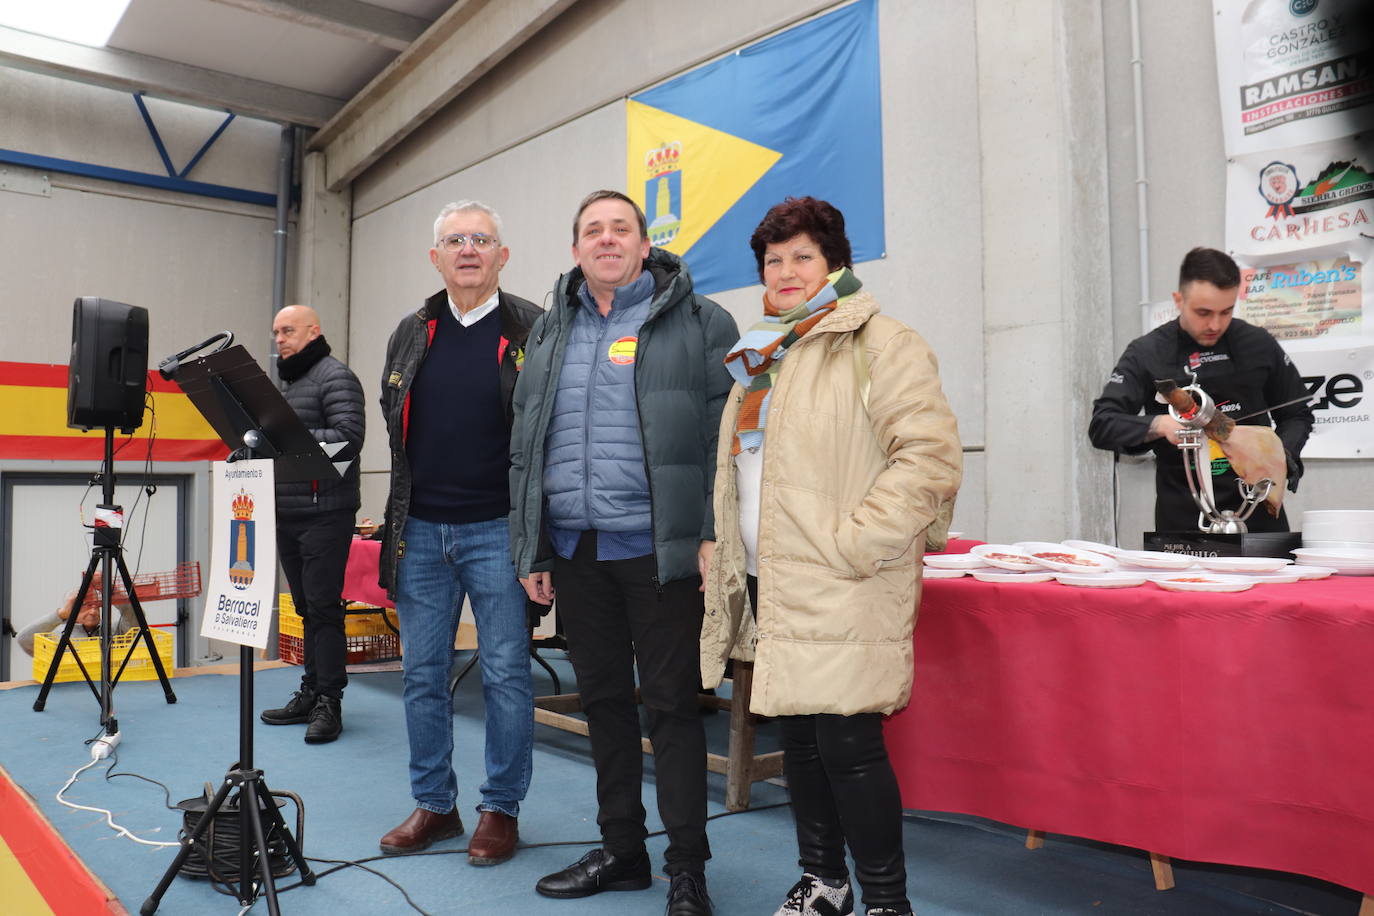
[1154, 371, 1287, 533]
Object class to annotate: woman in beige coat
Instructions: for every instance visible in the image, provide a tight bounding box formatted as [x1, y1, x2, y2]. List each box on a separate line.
[702, 197, 961, 916]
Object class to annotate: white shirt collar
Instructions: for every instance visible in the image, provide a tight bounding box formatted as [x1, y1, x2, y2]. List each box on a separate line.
[448, 290, 500, 327]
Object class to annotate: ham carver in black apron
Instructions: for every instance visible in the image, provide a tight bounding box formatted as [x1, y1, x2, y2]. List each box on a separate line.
[1089, 247, 1313, 532]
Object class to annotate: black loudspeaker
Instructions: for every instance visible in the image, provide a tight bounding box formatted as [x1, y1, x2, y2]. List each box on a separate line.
[67, 297, 149, 432]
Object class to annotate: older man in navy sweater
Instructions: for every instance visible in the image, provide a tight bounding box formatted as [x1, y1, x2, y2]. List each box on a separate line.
[377, 200, 542, 867]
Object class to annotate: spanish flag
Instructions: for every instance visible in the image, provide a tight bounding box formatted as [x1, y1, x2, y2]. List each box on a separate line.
[0, 362, 228, 461]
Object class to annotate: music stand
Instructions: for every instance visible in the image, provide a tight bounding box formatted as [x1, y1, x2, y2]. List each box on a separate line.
[143, 344, 342, 915]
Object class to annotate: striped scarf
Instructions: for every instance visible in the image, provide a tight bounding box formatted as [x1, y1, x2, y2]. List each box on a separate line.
[724, 268, 862, 455]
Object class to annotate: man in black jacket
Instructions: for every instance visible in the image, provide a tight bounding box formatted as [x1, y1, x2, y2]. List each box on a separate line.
[1089, 247, 1313, 532]
[376, 200, 541, 867]
[260, 304, 365, 743]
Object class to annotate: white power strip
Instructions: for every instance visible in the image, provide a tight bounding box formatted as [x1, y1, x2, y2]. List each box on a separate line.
[90, 731, 122, 759]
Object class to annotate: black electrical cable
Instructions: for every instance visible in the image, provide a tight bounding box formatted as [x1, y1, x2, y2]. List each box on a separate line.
[95, 755, 792, 914]
[120, 392, 158, 574]
[103, 755, 178, 811]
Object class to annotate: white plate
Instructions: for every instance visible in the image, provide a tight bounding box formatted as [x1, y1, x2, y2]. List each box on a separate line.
[1054, 572, 1148, 588]
[1115, 550, 1197, 571]
[923, 554, 988, 570]
[1196, 557, 1293, 573]
[970, 569, 1056, 584]
[1153, 574, 1255, 593]
[1292, 565, 1338, 580]
[1013, 542, 1119, 574]
[1292, 547, 1374, 564]
[1293, 560, 1374, 576]
[946, 531, 965, 540]
[1301, 540, 1374, 551]
[969, 544, 1041, 572]
[921, 566, 968, 579]
[1061, 539, 1124, 557]
[1234, 570, 1304, 584]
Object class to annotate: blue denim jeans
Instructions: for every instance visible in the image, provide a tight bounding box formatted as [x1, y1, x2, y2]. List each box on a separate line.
[394, 515, 533, 817]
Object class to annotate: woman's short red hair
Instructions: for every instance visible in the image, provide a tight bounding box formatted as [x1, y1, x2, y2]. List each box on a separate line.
[749, 197, 853, 280]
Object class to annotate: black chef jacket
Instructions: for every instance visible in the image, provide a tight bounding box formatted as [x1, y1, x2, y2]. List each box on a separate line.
[1088, 318, 1314, 532]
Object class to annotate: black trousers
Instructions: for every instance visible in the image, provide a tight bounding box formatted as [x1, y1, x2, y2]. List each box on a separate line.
[554, 533, 710, 876]
[749, 576, 910, 911]
[277, 508, 355, 699]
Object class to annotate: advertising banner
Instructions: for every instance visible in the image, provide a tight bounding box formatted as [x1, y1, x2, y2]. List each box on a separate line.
[627, 0, 883, 295]
[1225, 136, 1374, 256]
[1213, 0, 1374, 155]
[202, 459, 276, 649]
[1284, 339, 1374, 456]
[1236, 247, 1367, 339]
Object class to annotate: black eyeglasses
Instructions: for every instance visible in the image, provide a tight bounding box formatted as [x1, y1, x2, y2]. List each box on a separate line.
[438, 233, 499, 252]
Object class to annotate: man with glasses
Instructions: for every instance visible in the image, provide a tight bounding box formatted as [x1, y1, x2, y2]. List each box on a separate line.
[377, 200, 541, 866]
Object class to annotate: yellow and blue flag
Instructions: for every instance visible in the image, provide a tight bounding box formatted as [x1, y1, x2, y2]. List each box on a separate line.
[627, 0, 883, 295]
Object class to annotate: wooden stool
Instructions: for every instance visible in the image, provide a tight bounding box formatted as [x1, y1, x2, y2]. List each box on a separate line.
[712, 661, 783, 811]
[532, 659, 782, 811]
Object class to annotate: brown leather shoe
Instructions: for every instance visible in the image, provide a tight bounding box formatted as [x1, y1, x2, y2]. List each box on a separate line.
[467, 810, 518, 865]
[379, 807, 464, 855]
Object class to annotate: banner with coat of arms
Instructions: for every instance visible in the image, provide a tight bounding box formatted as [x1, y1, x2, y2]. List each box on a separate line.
[626, 0, 884, 295]
[202, 459, 276, 648]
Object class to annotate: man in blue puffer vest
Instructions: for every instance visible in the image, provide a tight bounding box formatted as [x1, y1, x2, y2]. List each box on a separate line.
[510, 190, 737, 916]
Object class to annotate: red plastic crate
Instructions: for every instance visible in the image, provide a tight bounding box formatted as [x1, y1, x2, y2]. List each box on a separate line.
[276, 629, 399, 665]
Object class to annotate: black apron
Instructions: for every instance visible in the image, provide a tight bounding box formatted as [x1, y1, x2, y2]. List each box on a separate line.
[1152, 336, 1290, 533]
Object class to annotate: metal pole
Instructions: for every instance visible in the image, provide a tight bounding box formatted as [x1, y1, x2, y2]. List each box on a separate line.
[267, 124, 294, 663]
[269, 124, 294, 385]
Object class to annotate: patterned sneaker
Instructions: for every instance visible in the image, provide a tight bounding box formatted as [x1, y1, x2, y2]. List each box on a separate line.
[774, 873, 854, 916]
[865, 908, 914, 916]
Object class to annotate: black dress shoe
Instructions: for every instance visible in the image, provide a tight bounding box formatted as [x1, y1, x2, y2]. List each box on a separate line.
[260, 687, 316, 725]
[304, 695, 341, 744]
[535, 847, 652, 898]
[666, 872, 712, 915]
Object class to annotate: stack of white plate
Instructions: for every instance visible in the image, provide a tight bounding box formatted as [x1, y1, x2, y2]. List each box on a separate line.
[1291, 547, 1374, 576]
[922, 553, 988, 579]
[1301, 510, 1374, 550]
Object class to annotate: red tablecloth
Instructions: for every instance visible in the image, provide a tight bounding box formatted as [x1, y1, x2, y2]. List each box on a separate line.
[342, 537, 393, 609]
[885, 570, 1374, 895]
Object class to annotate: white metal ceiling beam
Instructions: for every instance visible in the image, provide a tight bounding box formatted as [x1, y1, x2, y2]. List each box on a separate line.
[309, 0, 577, 190]
[0, 25, 343, 127]
[205, 0, 431, 52]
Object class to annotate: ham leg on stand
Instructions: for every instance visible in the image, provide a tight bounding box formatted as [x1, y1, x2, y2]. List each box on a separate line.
[1155, 379, 1287, 517]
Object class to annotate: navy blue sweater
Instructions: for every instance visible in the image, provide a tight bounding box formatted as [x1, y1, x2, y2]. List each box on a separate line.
[406, 307, 510, 523]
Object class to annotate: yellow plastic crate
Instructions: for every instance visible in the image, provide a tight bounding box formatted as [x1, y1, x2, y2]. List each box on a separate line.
[277, 594, 400, 665]
[33, 627, 175, 683]
[277, 594, 398, 638]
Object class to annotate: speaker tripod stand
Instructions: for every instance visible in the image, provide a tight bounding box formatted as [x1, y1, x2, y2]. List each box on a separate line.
[33, 426, 176, 723]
